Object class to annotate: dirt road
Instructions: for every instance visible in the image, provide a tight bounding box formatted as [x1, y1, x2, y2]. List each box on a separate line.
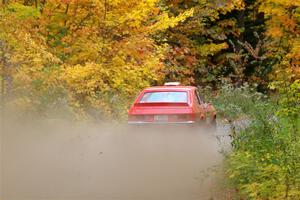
[1, 121, 230, 200]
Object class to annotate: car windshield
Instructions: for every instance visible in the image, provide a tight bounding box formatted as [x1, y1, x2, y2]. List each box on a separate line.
[139, 91, 188, 103]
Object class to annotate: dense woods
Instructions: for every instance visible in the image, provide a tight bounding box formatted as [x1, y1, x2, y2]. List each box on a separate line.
[0, 0, 299, 119]
[0, 1, 299, 199]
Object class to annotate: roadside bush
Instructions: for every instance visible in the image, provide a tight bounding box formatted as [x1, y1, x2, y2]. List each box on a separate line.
[214, 81, 300, 199]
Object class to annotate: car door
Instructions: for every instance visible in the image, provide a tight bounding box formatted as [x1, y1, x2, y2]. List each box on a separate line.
[193, 89, 206, 122]
[196, 89, 217, 124]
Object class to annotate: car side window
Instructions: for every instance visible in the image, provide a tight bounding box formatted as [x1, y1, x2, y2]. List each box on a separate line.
[194, 91, 201, 105]
[195, 90, 204, 104]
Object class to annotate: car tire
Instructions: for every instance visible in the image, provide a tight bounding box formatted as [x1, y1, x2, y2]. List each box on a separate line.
[210, 118, 217, 133]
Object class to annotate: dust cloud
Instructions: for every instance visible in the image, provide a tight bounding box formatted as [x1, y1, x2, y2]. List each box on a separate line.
[0, 117, 231, 200]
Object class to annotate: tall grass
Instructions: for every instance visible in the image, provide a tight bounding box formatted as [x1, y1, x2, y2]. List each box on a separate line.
[208, 82, 300, 199]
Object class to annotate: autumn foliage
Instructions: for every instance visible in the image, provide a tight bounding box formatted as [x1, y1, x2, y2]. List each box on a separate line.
[1, 1, 300, 199]
[1, 0, 193, 118]
[0, 0, 299, 119]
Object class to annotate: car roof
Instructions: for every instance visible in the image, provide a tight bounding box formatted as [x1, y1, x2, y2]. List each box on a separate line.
[143, 86, 196, 92]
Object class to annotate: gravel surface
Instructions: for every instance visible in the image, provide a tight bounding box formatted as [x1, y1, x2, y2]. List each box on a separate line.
[1, 121, 232, 200]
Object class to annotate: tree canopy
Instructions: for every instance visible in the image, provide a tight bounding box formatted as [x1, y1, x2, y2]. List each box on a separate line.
[0, 0, 299, 119]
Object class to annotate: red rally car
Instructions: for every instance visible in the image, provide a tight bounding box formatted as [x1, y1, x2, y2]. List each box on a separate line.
[128, 82, 217, 127]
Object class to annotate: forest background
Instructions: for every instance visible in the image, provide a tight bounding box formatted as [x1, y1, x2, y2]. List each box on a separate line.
[1, 0, 300, 199]
[1, 0, 298, 120]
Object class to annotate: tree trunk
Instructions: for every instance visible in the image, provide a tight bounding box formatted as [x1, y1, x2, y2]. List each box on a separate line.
[236, 10, 245, 51]
[0, 41, 6, 117]
[0, 40, 13, 112]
